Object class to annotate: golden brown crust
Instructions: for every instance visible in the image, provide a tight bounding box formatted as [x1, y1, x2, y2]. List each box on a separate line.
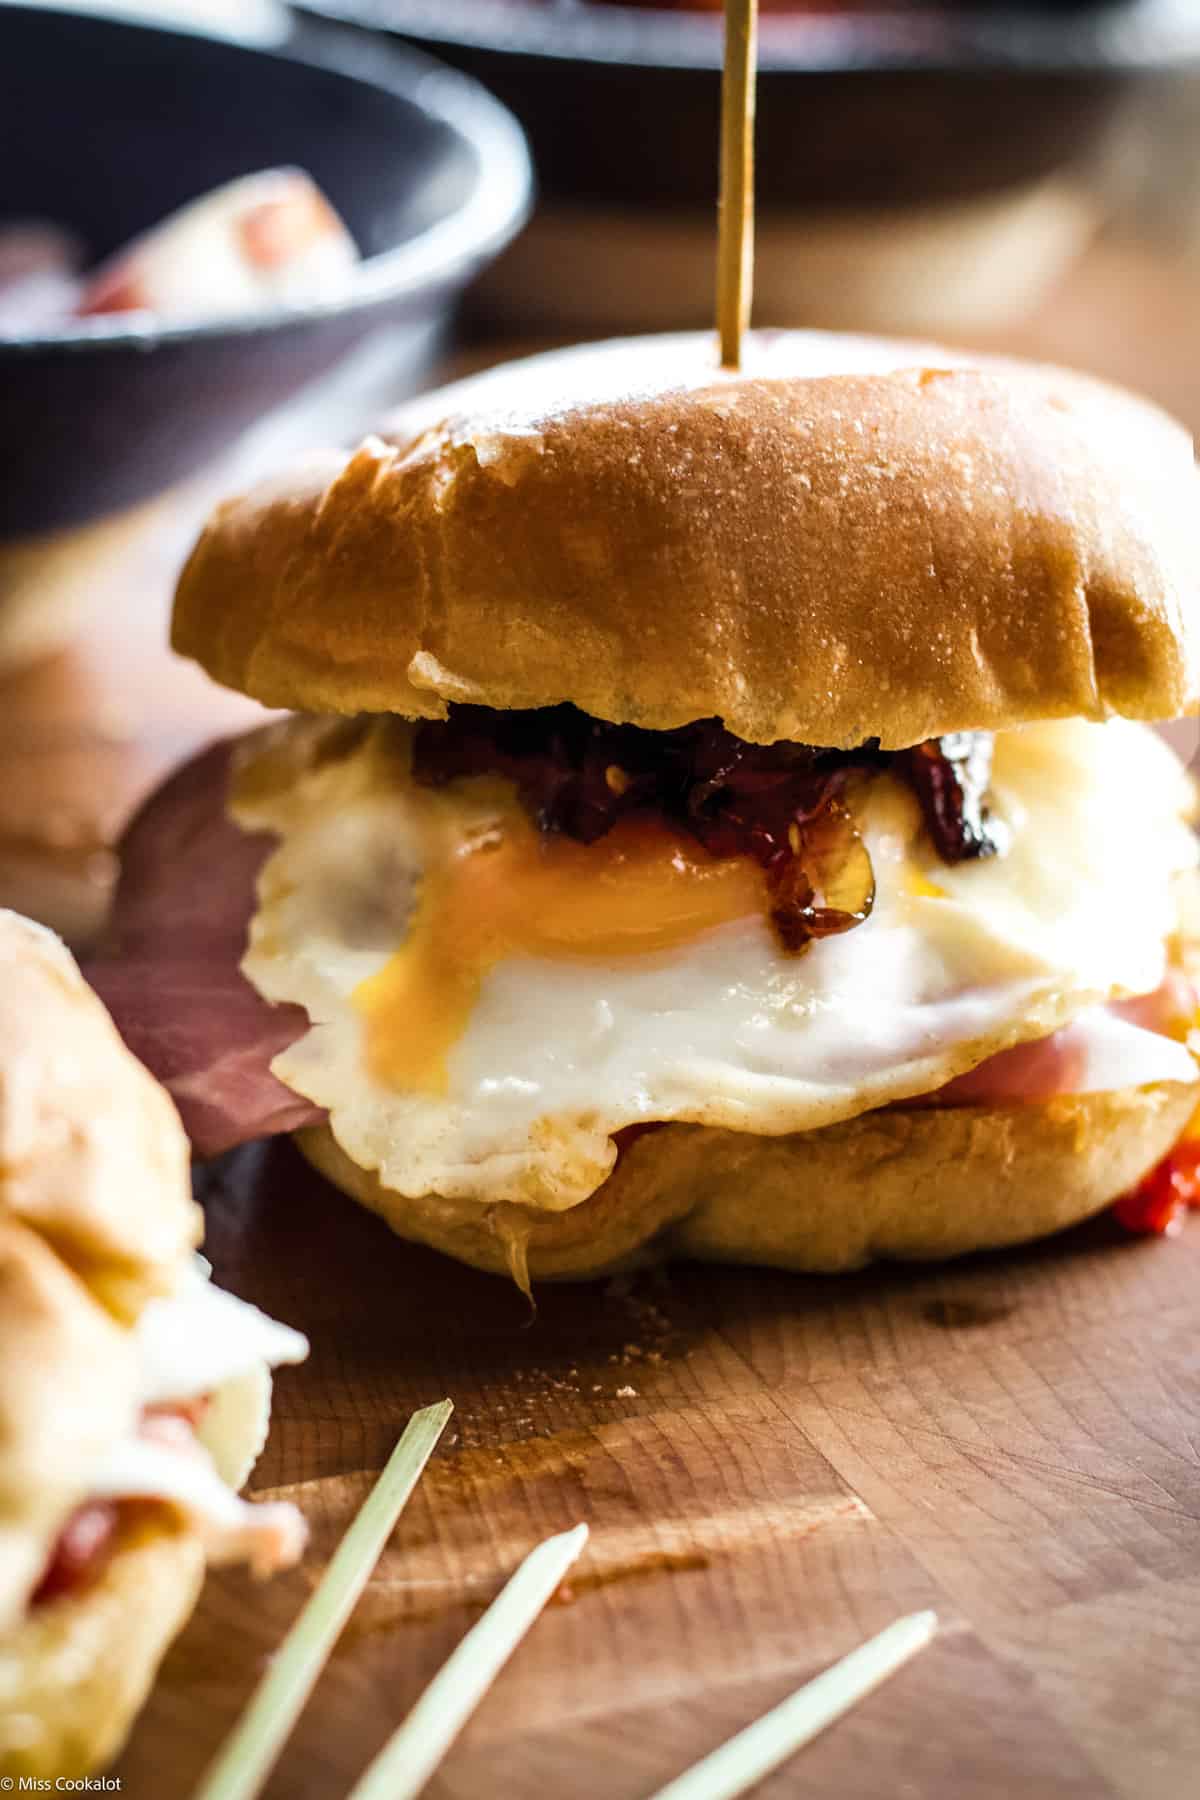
[298, 1081, 1198, 1280]
[0, 1520, 205, 1779]
[173, 332, 1200, 747]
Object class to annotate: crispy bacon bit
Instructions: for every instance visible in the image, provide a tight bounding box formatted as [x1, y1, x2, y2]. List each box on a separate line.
[900, 731, 1007, 862]
[414, 706, 1000, 953]
[1114, 1137, 1200, 1236]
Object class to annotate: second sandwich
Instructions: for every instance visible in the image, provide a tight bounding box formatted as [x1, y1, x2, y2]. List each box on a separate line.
[0, 909, 308, 1778]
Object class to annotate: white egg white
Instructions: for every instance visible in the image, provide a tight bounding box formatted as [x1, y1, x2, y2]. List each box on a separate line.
[233, 716, 1199, 1211]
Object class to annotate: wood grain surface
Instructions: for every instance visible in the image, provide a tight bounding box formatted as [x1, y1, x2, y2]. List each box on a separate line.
[3, 240, 1200, 1800]
[123, 1150, 1200, 1800]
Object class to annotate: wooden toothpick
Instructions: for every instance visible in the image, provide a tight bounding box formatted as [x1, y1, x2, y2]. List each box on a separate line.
[716, 0, 759, 369]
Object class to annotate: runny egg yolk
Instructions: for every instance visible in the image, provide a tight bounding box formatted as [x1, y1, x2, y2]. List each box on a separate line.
[354, 780, 766, 1095]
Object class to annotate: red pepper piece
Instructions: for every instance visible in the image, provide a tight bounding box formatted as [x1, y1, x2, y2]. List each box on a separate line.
[1113, 1137, 1200, 1236]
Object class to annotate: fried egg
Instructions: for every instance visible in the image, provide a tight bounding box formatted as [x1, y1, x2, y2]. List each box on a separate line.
[233, 716, 1199, 1211]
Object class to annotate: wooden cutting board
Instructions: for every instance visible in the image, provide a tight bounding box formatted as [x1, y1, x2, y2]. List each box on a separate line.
[123, 1149, 1200, 1800]
[2, 240, 1199, 1800]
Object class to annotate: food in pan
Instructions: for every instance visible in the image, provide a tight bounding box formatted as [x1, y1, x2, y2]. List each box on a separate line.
[0, 169, 357, 331]
[76, 168, 358, 323]
[0, 222, 83, 331]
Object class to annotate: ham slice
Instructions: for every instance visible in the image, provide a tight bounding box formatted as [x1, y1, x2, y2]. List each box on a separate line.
[86, 734, 1196, 1161]
[84, 736, 323, 1156]
[931, 998, 1197, 1106]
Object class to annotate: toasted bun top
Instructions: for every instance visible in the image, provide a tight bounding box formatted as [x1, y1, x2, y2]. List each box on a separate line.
[173, 330, 1200, 748]
[0, 912, 201, 1623]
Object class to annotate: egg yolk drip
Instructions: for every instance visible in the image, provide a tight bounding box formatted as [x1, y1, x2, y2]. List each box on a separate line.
[354, 780, 766, 1095]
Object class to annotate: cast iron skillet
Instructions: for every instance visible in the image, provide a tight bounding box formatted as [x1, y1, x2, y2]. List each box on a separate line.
[293, 0, 1200, 212]
[0, 4, 531, 537]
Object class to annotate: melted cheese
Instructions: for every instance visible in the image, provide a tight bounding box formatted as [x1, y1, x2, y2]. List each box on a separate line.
[234, 716, 1199, 1211]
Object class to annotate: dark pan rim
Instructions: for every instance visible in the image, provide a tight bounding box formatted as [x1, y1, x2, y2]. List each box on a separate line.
[0, 5, 533, 353]
[294, 0, 1200, 75]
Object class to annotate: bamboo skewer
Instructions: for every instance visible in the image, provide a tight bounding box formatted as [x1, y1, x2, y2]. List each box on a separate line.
[345, 1525, 589, 1800]
[716, 0, 759, 369]
[647, 1612, 938, 1800]
[193, 1402, 454, 1800]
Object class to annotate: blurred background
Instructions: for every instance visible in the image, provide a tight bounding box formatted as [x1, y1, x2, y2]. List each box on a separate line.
[2, 0, 1199, 942]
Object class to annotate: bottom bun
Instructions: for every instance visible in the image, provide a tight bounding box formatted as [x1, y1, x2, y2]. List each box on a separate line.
[298, 1081, 1197, 1282]
[0, 1518, 205, 1778]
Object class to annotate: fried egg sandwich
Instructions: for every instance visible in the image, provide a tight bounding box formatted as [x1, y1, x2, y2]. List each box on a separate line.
[89, 330, 1200, 1281]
